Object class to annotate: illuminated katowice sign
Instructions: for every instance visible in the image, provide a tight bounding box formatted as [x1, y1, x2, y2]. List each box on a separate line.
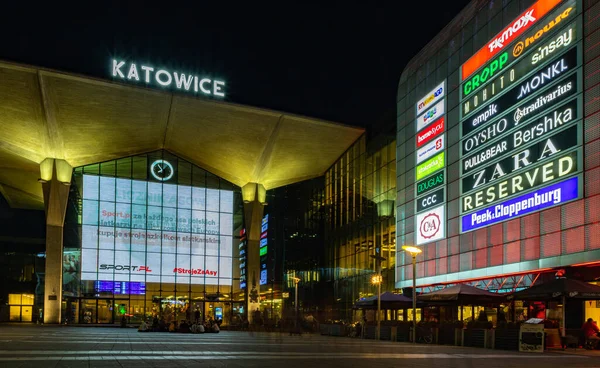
[111, 59, 225, 97]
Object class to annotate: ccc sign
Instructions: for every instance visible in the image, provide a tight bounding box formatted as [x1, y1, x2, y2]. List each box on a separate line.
[416, 188, 445, 213]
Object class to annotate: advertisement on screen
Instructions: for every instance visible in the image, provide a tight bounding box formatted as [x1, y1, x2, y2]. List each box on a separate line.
[80, 174, 233, 285]
[461, 175, 580, 232]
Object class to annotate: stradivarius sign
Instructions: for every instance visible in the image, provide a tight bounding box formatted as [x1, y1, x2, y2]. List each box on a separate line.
[111, 59, 225, 97]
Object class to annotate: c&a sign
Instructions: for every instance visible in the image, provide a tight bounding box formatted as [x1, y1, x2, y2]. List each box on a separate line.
[416, 204, 445, 245]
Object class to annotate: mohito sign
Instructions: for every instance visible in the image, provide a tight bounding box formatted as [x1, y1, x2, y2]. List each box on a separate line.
[111, 59, 225, 97]
[462, 2, 576, 98]
[417, 135, 445, 164]
[461, 149, 578, 213]
[416, 171, 445, 196]
[416, 152, 445, 181]
[461, 175, 580, 232]
[461, 0, 562, 81]
[462, 46, 577, 116]
[461, 39, 576, 111]
[416, 100, 445, 133]
[462, 97, 577, 155]
[461, 124, 579, 192]
[416, 81, 445, 116]
[462, 73, 577, 138]
[416, 204, 445, 245]
[417, 117, 444, 147]
[416, 187, 445, 213]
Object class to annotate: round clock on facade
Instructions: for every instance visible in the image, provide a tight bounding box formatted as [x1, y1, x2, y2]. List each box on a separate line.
[150, 159, 174, 181]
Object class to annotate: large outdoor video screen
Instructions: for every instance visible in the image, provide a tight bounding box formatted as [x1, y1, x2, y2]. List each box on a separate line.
[80, 175, 233, 285]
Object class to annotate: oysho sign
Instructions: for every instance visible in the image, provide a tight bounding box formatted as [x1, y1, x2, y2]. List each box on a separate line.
[111, 59, 225, 97]
[461, 0, 562, 81]
[416, 81, 445, 116]
[416, 204, 445, 245]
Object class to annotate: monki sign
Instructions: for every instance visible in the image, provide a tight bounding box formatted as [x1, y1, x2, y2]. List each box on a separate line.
[111, 59, 226, 97]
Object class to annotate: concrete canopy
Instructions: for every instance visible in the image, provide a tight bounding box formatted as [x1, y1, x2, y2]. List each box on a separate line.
[0, 61, 364, 209]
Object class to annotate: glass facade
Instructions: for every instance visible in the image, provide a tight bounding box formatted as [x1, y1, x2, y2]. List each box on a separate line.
[62, 151, 245, 325]
[396, 0, 600, 293]
[324, 134, 397, 320]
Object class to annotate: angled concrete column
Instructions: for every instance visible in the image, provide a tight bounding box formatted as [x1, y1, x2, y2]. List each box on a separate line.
[242, 182, 266, 323]
[40, 158, 72, 324]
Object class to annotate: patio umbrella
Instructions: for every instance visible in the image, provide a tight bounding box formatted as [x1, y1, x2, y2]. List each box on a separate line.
[417, 284, 504, 305]
[354, 291, 415, 309]
[506, 278, 600, 337]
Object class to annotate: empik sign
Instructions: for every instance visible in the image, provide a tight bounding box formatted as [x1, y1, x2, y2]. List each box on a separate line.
[111, 59, 225, 97]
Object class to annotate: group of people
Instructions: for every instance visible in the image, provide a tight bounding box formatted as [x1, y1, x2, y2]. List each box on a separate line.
[138, 315, 221, 333]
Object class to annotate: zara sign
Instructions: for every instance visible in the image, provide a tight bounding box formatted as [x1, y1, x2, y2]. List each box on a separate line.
[111, 59, 226, 97]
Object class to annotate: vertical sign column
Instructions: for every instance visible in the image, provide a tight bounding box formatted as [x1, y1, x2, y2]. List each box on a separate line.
[239, 228, 247, 289]
[414, 80, 447, 245]
[259, 214, 268, 285]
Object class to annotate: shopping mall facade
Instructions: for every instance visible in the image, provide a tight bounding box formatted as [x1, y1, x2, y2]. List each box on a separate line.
[395, 0, 600, 324]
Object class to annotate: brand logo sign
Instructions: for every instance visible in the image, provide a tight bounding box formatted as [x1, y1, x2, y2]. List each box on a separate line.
[417, 135, 445, 164]
[416, 188, 445, 213]
[416, 81, 445, 116]
[416, 204, 445, 245]
[416, 171, 445, 196]
[462, 98, 576, 155]
[99, 264, 153, 272]
[462, 73, 577, 138]
[461, 175, 580, 232]
[417, 117, 444, 147]
[461, 41, 576, 109]
[111, 59, 225, 97]
[461, 0, 562, 81]
[461, 124, 579, 193]
[417, 100, 445, 132]
[462, 2, 576, 99]
[462, 46, 577, 116]
[462, 149, 578, 213]
[513, 5, 575, 59]
[416, 152, 445, 181]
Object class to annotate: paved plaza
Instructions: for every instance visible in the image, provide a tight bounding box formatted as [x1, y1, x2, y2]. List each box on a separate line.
[0, 325, 599, 367]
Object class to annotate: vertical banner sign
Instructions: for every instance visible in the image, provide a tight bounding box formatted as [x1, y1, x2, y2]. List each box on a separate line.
[259, 214, 268, 286]
[415, 80, 447, 246]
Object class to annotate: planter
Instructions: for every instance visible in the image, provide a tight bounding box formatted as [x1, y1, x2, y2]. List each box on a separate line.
[438, 325, 461, 345]
[494, 328, 520, 350]
[463, 328, 489, 348]
[395, 324, 411, 342]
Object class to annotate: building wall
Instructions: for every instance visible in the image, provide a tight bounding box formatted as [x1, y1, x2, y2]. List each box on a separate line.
[396, 0, 600, 289]
[324, 134, 397, 320]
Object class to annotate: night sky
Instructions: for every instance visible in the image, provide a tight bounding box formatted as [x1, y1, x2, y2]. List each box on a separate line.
[0, 2, 471, 129]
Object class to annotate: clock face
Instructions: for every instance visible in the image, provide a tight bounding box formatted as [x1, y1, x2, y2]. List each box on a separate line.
[150, 160, 174, 181]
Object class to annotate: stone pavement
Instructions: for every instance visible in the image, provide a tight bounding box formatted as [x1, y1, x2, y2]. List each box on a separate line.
[0, 325, 599, 367]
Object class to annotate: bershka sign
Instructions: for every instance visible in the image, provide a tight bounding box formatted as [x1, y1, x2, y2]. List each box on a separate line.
[417, 117, 444, 147]
[416, 204, 445, 245]
[462, 123, 578, 175]
[461, 42, 576, 110]
[461, 2, 576, 99]
[417, 100, 444, 132]
[417, 135, 445, 164]
[461, 0, 562, 81]
[461, 175, 580, 232]
[416, 81, 445, 116]
[416, 171, 445, 196]
[416, 188, 445, 213]
[462, 73, 577, 137]
[416, 152, 445, 181]
[462, 98, 577, 155]
[461, 150, 578, 213]
[111, 59, 226, 97]
[461, 124, 579, 192]
[462, 46, 577, 116]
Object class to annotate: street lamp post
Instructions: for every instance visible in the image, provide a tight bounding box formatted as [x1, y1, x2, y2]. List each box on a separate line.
[292, 277, 300, 330]
[370, 254, 386, 341]
[402, 245, 422, 344]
